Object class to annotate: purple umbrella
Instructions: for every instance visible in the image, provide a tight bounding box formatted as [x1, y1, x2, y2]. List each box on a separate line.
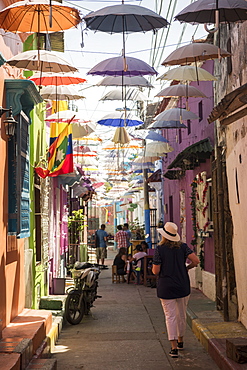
[87, 56, 157, 77]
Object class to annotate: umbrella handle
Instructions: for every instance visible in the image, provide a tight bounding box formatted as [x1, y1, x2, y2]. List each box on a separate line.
[204, 10, 219, 33]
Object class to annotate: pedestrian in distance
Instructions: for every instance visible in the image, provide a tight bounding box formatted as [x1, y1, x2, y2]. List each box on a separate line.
[152, 222, 199, 358]
[113, 247, 127, 282]
[123, 223, 132, 253]
[95, 224, 108, 265]
[115, 225, 128, 249]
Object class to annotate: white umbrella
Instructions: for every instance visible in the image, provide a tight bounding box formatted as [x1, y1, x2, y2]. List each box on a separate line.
[6, 50, 77, 72]
[158, 65, 217, 82]
[40, 85, 85, 100]
[155, 108, 198, 121]
[96, 75, 154, 88]
[100, 88, 149, 101]
[145, 142, 174, 155]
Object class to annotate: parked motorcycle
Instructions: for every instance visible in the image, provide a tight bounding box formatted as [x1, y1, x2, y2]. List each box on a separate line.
[65, 261, 102, 325]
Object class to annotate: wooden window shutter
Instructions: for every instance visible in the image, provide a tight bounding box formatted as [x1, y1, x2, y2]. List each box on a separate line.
[8, 111, 31, 238]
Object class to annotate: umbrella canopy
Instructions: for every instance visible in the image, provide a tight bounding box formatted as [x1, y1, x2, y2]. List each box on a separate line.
[84, 4, 169, 33]
[145, 142, 174, 155]
[145, 131, 169, 142]
[29, 72, 86, 86]
[100, 88, 149, 101]
[97, 112, 143, 127]
[46, 110, 90, 122]
[6, 50, 77, 72]
[174, 0, 247, 24]
[156, 84, 207, 98]
[0, 0, 81, 33]
[111, 127, 131, 145]
[158, 65, 217, 82]
[131, 129, 169, 142]
[71, 123, 95, 139]
[155, 108, 198, 121]
[162, 42, 230, 66]
[132, 154, 161, 164]
[40, 85, 85, 100]
[149, 120, 187, 129]
[88, 56, 157, 77]
[96, 75, 154, 88]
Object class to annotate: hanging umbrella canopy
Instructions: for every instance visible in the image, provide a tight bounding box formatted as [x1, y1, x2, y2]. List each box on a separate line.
[84, 4, 168, 33]
[158, 65, 217, 82]
[40, 85, 85, 100]
[88, 56, 157, 77]
[149, 120, 187, 129]
[100, 88, 149, 101]
[6, 50, 77, 72]
[156, 84, 207, 98]
[112, 127, 131, 145]
[131, 129, 169, 143]
[162, 42, 230, 66]
[97, 111, 143, 127]
[71, 123, 95, 139]
[155, 108, 199, 121]
[46, 110, 91, 122]
[0, 0, 81, 33]
[174, 0, 247, 25]
[29, 72, 86, 86]
[145, 142, 174, 155]
[96, 75, 154, 88]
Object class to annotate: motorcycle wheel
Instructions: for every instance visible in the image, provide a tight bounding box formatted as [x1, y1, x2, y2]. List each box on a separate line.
[65, 292, 85, 325]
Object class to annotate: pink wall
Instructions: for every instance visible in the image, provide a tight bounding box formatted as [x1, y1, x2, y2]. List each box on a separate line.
[161, 60, 215, 274]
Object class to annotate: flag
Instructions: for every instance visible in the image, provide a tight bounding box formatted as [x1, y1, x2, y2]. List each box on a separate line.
[35, 123, 73, 178]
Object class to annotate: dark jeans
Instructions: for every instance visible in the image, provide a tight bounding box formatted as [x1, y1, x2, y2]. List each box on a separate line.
[117, 268, 126, 275]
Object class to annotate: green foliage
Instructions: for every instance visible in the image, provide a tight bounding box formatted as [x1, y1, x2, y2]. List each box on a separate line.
[129, 218, 145, 239]
[68, 209, 86, 231]
[128, 203, 138, 212]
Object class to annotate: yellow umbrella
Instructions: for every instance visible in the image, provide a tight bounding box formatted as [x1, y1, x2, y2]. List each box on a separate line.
[112, 127, 130, 145]
[158, 65, 217, 82]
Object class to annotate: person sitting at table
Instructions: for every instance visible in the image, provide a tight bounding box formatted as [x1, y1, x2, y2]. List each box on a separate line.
[140, 240, 149, 253]
[113, 247, 127, 281]
[132, 244, 147, 284]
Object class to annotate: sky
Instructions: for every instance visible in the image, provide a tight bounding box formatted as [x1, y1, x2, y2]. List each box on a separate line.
[62, 0, 207, 126]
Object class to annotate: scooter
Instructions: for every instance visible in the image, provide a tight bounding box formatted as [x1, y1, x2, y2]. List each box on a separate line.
[65, 262, 102, 325]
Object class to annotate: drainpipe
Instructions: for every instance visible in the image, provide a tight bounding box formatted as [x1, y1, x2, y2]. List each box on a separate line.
[143, 168, 151, 248]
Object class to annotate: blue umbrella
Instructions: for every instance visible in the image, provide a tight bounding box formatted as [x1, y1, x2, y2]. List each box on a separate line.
[133, 168, 154, 174]
[97, 112, 143, 127]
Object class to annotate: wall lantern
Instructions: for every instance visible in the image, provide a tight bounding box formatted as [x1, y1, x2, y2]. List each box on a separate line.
[0, 106, 18, 139]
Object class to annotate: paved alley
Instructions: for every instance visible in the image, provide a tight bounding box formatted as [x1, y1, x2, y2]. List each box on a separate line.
[52, 250, 219, 370]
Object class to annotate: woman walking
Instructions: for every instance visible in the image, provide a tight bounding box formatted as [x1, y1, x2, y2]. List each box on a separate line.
[152, 222, 199, 358]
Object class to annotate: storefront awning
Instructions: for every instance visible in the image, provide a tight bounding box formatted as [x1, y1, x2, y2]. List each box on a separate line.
[167, 138, 213, 170]
[163, 169, 185, 180]
[146, 169, 161, 183]
[208, 82, 247, 126]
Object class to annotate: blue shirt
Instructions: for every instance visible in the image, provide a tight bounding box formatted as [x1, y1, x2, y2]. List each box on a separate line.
[96, 229, 108, 248]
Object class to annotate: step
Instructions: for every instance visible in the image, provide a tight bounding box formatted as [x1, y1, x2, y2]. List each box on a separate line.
[0, 337, 32, 369]
[0, 353, 20, 370]
[26, 358, 57, 370]
[2, 309, 52, 356]
[39, 296, 67, 311]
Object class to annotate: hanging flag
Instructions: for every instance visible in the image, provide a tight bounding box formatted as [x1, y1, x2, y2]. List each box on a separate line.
[35, 123, 73, 178]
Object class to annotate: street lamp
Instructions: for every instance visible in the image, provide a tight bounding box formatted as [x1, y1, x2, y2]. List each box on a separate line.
[0, 106, 18, 138]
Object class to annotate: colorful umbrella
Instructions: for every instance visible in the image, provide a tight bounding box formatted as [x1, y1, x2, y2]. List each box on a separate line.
[6, 50, 77, 72]
[100, 88, 149, 102]
[40, 85, 85, 100]
[0, 0, 81, 33]
[88, 56, 157, 77]
[155, 84, 207, 98]
[84, 4, 169, 33]
[175, 0, 247, 25]
[158, 65, 217, 82]
[155, 108, 198, 122]
[162, 42, 230, 66]
[29, 72, 86, 86]
[97, 112, 143, 127]
[149, 121, 187, 129]
[96, 75, 154, 88]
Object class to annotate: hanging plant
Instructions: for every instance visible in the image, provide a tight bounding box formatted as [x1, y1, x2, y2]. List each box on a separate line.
[190, 178, 198, 250]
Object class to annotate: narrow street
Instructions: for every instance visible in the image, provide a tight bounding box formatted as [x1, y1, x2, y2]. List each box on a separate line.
[52, 250, 219, 370]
